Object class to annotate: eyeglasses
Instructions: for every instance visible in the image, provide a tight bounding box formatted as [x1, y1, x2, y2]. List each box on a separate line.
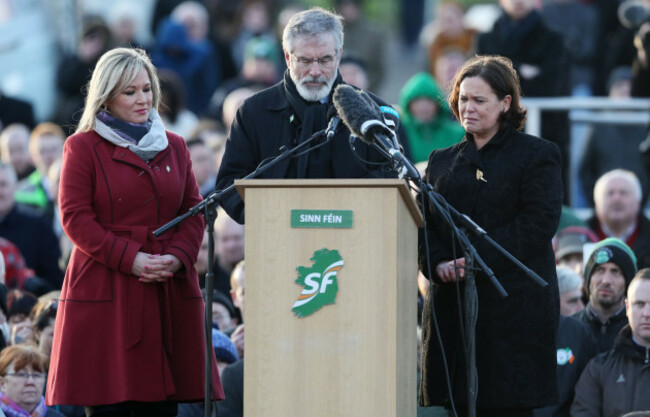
[4, 372, 46, 381]
[291, 53, 337, 69]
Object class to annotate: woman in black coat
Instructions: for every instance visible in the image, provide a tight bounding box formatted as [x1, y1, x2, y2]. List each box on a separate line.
[419, 55, 563, 417]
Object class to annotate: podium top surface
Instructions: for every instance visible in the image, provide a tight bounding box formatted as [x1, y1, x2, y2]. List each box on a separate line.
[235, 178, 423, 226]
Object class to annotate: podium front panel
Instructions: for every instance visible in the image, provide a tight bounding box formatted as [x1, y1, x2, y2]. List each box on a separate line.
[241, 180, 417, 417]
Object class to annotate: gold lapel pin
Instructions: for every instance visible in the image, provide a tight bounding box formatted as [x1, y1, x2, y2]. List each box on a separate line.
[476, 169, 487, 182]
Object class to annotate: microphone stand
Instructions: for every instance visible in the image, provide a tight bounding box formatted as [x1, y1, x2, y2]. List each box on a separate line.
[154, 128, 331, 417]
[425, 187, 548, 288]
[202, 203, 217, 417]
[418, 180, 495, 417]
[417, 179, 492, 417]
[462, 246, 477, 417]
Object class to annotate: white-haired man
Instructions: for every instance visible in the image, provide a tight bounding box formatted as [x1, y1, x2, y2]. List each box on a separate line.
[587, 169, 650, 268]
[215, 7, 397, 224]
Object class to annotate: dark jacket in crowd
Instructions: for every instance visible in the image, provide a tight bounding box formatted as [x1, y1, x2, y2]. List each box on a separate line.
[476, 10, 571, 202]
[571, 325, 650, 417]
[151, 18, 220, 116]
[44, 408, 66, 417]
[215, 73, 397, 224]
[632, 57, 650, 98]
[572, 303, 629, 354]
[419, 125, 563, 409]
[217, 359, 243, 417]
[540, 0, 598, 92]
[0, 93, 35, 129]
[579, 125, 649, 207]
[477, 11, 566, 98]
[54, 54, 103, 134]
[50, 405, 86, 417]
[0, 205, 62, 289]
[534, 315, 599, 417]
[587, 214, 650, 270]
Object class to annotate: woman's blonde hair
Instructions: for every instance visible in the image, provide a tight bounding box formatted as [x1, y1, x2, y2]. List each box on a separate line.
[76, 48, 161, 133]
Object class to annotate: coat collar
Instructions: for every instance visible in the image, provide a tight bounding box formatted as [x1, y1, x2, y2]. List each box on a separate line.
[266, 80, 289, 112]
[614, 325, 650, 363]
[458, 124, 512, 166]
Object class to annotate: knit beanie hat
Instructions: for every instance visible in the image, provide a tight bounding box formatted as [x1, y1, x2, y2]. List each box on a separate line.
[212, 328, 239, 364]
[583, 238, 637, 293]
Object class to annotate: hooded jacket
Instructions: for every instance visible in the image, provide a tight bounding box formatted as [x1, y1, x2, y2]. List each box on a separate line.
[398, 72, 465, 163]
[572, 305, 629, 353]
[571, 325, 650, 417]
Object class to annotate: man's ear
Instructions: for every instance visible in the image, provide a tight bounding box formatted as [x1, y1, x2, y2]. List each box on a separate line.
[284, 49, 291, 68]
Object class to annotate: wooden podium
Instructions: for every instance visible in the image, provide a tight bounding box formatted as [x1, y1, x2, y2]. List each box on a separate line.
[235, 179, 423, 417]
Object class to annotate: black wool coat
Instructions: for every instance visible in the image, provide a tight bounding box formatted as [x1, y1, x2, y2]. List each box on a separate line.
[215, 78, 397, 224]
[419, 125, 563, 409]
[476, 12, 567, 98]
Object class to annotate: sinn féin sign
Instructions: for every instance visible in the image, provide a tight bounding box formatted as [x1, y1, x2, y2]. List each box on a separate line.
[291, 210, 353, 228]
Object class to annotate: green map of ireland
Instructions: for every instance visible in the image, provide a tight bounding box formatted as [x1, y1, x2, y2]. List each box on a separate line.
[292, 249, 344, 318]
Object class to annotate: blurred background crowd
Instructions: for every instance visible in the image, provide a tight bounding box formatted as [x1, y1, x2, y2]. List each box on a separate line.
[1, 0, 650, 415]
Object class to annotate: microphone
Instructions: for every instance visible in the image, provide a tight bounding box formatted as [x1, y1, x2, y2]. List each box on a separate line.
[325, 106, 341, 141]
[379, 105, 401, 149]
[358, 93, 401, 151]
[380, 105, 400, 130]
[333, 85, 420, 180]
[333, 85, 393, 142]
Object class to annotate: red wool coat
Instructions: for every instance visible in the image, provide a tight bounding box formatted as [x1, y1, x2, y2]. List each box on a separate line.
[46, 130, 224, 406]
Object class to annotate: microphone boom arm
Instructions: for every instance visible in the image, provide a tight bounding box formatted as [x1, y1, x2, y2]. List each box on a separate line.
[154, 128, 329, 236]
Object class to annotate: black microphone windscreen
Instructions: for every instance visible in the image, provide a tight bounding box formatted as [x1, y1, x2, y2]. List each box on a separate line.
[355, 89, 398, 134]
[333, 84, 380, 137]
[359, 89, 381, 112]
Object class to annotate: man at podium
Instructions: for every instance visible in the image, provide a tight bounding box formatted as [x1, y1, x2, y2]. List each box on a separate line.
[215, 7, 397, 224]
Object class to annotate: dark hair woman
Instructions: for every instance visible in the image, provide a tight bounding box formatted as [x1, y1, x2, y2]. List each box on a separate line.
[419, 55, 563, 417]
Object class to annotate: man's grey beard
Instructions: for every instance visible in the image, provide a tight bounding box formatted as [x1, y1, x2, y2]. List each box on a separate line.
[290, 70, 337, 102]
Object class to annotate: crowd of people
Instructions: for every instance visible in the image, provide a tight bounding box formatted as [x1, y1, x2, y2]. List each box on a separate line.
[0, 0, 649, 416]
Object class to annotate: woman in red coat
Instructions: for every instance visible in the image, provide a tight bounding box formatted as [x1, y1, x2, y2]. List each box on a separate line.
[46, 47, 224, 416]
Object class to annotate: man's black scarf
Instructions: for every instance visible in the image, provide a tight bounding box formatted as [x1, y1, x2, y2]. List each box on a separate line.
[283, 70, 342, 144]
[282, 70, 342, 177]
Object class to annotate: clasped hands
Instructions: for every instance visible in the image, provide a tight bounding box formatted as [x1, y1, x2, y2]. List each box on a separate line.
[132, 252, 181, 283]
[436, 257, 466, 283]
